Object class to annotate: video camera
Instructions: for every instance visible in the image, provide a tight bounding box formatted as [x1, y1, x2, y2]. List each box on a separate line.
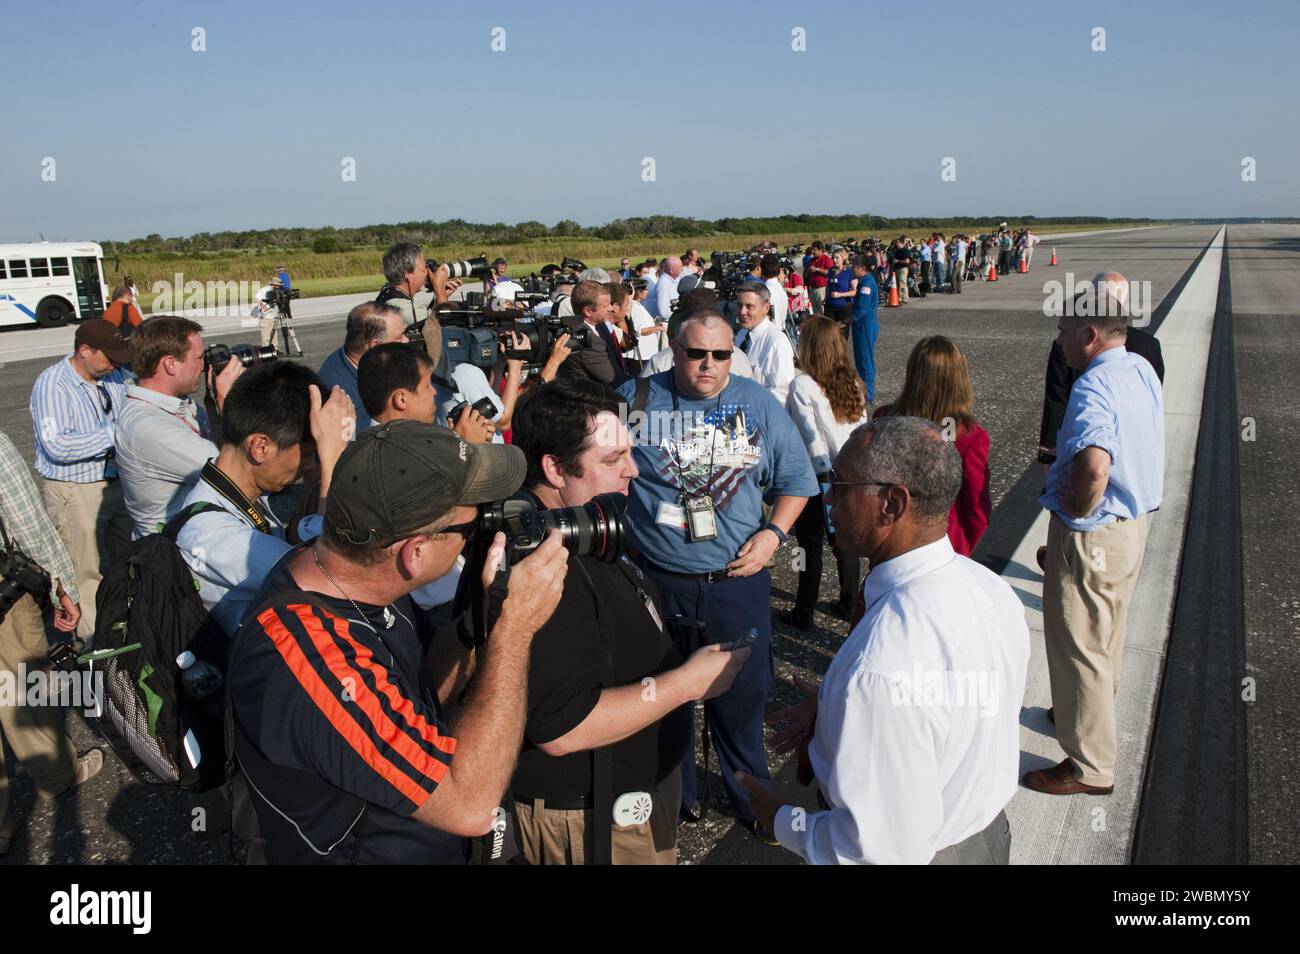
[202, 343, 277, 375]
[267, 285, 300, 316]
[405, 310, 593, 372]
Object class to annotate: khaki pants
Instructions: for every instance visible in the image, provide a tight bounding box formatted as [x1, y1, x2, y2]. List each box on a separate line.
[0, 594, 77, 840]
[514, 768, 681, 865]
[42, 479, 132, 641]
[1043, 513, 1150, 787]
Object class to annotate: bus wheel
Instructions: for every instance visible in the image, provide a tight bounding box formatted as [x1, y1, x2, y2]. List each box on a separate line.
[35, 298, 73, 328]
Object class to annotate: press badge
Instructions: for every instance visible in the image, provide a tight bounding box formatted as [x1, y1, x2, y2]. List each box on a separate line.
[685, 495, 719, 542]
[656, 500, 688, 530]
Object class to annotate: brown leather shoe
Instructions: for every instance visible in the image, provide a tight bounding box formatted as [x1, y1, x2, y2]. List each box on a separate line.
[1022, 759, 1113, 796]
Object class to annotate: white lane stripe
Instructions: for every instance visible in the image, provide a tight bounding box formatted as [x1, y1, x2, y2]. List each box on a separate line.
[1005, 226, 1226, 865]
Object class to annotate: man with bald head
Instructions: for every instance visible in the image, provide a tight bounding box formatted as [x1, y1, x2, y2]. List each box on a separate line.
[651, 256, 685, 321]
[1025, 271, 1164, 797]
[318, 301, 408, 433]
[617, 311, 816, 842]
[1037, 272, 1164, 469]
[736, 416, 1030, 863]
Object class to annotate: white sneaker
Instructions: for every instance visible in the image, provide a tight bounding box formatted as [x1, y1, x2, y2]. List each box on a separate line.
[38, 748, 104, 801]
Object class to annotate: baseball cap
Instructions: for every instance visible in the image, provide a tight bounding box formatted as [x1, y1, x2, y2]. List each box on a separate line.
[326, 420, 526, 547]
[74, 319, 131, 364]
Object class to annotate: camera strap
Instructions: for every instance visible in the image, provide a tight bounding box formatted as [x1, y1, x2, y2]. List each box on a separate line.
[199, 462, 274, 535]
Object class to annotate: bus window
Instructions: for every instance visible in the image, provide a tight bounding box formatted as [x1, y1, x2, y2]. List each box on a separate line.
[30, 258, 50, 277]
[0, 260, 6, 279]
[51, 257, 70, 276]
[8, 260, 27, 278]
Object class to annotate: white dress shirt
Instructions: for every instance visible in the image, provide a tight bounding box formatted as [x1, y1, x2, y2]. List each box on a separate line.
[784, 373, 869, 475]
[736, 317, 796, 404]
[775, 536, 1029, 864]
[765, 277, 789, 328]
[628, 299, 662, 361]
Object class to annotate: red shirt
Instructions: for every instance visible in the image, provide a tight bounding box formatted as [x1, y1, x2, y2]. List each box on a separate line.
[808, 253, 834, 289]
[871, 407, 991, 556]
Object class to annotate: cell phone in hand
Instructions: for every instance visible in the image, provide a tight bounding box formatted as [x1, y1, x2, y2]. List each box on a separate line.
[728, 628, 759, 650]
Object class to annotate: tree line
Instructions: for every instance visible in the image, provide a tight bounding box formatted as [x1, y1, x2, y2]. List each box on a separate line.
[100, 213, 1164, 256]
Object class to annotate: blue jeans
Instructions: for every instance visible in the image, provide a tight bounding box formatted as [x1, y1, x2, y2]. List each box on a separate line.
[932, 260, 945, 288]
[643, 566, 774, 821]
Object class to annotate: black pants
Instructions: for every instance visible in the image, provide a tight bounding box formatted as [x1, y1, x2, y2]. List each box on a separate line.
[793, 493, 861, 612]
[998, 249, 1012, 275]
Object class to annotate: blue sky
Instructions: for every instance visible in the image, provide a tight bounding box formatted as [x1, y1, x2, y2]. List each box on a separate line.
[2, 0, 1297, 240]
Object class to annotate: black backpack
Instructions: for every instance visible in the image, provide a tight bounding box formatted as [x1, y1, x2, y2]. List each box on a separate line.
[93, 501, 229, 791]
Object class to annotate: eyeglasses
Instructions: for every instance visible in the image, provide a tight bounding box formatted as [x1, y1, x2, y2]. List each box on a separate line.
[682, 347, 733, 362]
[827, 469, 894, 490]
[95, 384, 113, 415]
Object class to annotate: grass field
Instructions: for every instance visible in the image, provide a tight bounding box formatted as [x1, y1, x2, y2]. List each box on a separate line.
[123, 222, 1156, 311]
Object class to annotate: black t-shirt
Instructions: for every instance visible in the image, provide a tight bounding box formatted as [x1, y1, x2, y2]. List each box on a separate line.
[228, 549, 469, 865]
[891, 247, 911, 267]
[509, 553, 690, 801]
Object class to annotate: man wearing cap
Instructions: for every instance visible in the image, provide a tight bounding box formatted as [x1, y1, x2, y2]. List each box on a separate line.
[29, 320, 135, 638]
[226, 421, 569, 864]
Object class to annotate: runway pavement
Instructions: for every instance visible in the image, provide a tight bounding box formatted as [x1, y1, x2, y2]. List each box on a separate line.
[1, 223, 1292, 866]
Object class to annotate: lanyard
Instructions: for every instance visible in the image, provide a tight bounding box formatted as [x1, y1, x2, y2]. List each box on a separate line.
[200, 461, 274, 534]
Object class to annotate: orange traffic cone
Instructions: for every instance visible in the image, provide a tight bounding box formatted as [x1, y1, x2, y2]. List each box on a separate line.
[988, 263, 997, 282]
[1019, 257, 1028, 274]
[1049, 247, 1058, 266]
[888, 282, 900, 307]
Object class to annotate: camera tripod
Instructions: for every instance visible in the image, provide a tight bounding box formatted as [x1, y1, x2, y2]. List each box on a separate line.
[260, 309, 304, 358]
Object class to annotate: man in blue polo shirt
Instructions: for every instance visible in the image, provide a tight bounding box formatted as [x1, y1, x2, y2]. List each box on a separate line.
[316, 301, 406, 434]
[618, 311, 815, 842]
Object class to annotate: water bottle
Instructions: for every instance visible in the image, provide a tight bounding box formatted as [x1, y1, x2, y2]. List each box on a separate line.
[175, 652, 224, 768]
[176, 650, 223, 700]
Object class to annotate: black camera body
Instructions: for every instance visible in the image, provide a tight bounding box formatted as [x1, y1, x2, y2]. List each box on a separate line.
[0, 538, 51, 625]
[448, 396, 498, 425]
[203, 343, 277, 375]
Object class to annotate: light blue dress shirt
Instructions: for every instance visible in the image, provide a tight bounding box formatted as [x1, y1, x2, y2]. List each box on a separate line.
[1039, 346, 1164, 531]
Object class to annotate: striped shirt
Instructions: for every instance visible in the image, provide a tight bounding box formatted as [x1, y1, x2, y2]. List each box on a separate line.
[0, 430, 80, 603]
[228, 555, 464, 864]
[29, 356, 129, 484]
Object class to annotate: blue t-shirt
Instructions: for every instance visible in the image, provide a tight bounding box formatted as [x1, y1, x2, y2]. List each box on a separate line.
[277, 269, 292, 290]
[316, 347, 376, 433]
[616, 372, 817, 573]
[851, 273, 879, 323]
[827, 269, 852, 311]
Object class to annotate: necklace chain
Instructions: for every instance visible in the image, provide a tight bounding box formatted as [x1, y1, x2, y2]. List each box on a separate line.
[312, 544, 391, 629]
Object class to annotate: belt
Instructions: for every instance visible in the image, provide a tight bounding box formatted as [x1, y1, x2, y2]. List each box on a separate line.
[512, 792, 590, 811]
[643, 562, 733, 584]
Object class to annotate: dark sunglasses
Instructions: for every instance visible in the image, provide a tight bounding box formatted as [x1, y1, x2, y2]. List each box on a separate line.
[437, 517, 480, 541]
[682, 347, 733, 362]
[96, 384, 113, 415]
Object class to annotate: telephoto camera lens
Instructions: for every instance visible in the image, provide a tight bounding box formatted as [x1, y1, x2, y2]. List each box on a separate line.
[482, 492, 628, 564]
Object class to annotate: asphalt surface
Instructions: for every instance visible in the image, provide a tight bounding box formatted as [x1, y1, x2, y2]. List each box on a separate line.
[0, 223, 1293, 865]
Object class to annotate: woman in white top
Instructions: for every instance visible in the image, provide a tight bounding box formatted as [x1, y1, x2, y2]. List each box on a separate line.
[784, 315, 870, 630]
